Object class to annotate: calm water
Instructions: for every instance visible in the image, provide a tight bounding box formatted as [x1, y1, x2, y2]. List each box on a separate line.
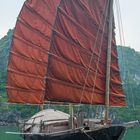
[0, 126, 140, 140]
[0, 126, 23, 140]
[123, 127, 140, 140]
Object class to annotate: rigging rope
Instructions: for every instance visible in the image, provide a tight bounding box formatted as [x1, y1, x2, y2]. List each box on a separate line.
[81, 129, 96, 140]
[90, 0, 110, 105]
[115, 0, 136, 120]
[78, 0, 110, 107]
[88, 0, 109, 119]
[117, 0, 135, 109]
[116, 0, 126, 45]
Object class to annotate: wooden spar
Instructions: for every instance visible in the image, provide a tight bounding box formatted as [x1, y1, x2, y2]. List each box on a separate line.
[40, 104, 44, 111]
[44, 101, 80, 106]
[0, 101, 81, 106]
[69, 104, 74, 129]
[105, 0, 113, 122]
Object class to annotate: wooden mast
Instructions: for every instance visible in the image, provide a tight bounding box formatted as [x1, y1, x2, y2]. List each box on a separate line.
[105, 0, 113, 123]
[40, 104, 44, 111]
[69, 104, 74, 129]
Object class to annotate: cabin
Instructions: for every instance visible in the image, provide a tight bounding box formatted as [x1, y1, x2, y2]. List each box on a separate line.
[22, 109, 70, 134]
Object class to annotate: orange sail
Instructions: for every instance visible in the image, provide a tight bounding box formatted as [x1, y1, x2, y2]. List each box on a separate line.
[7, 0, 126, 106]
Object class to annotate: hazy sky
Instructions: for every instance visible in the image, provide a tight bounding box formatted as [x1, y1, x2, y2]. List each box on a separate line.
[0, 0, 140, 51]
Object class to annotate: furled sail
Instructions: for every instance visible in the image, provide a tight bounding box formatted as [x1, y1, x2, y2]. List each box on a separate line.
[7, 0, 126, 106]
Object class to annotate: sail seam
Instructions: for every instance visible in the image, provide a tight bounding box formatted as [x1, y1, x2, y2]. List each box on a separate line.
[14, 32, 110, 69]
[8, 69, 121, 91]
[42, 0, 55, 16]
[7, 85, 125, 99]
[46, 77, 125, 98]
[14, 35, 50, 53]
[77, 0, 109, 29]
[8, 68, 45, 80]
[58, 7, 109, 41]
[45, 0, 63, 103]
[47, 76, 105, 92]
[18, 18, 50, 41]
[50, 54, 106, 77]
[25, 3, 52, 26]
[7, 87, 45, 93]
[52, 29, 107, 61]
[52, 43, 106, 66]
[12, 39, 119, 77]
[47, 77, 104, 93]
[10, 51, 47, 66]
[53, 29, 119, 61]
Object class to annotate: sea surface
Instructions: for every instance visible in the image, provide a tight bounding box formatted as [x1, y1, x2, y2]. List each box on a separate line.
[0, 126, 140, 140]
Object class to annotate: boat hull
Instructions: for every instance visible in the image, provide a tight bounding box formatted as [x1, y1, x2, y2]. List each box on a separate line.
[22, 125, 126, 140]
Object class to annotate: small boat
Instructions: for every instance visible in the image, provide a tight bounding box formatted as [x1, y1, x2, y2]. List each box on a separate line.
[6, 0, 128, 139]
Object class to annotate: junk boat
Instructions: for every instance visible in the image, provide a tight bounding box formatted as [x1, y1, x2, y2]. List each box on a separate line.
[6, 0, 129, 139]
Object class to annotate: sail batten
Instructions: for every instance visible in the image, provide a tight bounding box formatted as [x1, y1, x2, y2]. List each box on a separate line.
[13, 35, 50, 53]
[7, 0, 126, 106]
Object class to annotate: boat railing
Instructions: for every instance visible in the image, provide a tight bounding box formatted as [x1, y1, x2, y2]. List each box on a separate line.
[20, 115, 44, 131]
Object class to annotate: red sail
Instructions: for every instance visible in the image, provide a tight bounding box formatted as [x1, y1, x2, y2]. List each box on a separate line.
[7, 0, 126, 106]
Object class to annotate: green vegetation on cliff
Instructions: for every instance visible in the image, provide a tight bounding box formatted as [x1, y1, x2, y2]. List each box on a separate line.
[0, 29, 13, 102]
[117, 46, 140, 107]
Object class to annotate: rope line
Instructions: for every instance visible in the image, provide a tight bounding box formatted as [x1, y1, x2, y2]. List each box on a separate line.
[79, 0, 110, 106]
[81, 129, 96, 140]
[115, 0, 136, 120]
[90, 0, 110, 105]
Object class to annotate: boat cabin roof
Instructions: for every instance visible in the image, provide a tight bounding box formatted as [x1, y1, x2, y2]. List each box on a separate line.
[26, 109, 70, 124]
